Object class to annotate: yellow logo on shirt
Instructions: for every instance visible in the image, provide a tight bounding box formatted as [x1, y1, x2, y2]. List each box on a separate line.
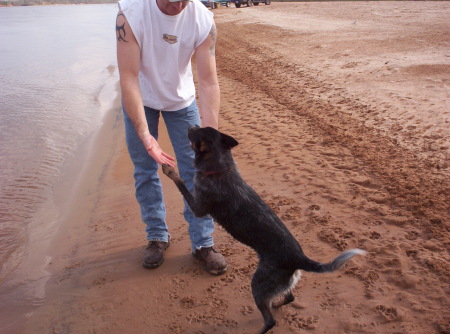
[163, 34, 178, 44]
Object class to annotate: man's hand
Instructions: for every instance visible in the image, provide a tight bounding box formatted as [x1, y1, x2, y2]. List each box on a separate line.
[147, 144, 176, 167]
[142, 133, 176, 167]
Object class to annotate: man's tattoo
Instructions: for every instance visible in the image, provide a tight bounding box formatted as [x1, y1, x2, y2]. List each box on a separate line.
[116, 13, 128, 42]
[209, 24, 217, 56]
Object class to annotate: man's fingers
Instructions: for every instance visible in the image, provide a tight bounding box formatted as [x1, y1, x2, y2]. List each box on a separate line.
[160, 153, 176, 167]
[163, 158, 176, 167]
[157, 155, 173, 166]
[161, 152, 175, 166]
[147, 144, 176, 167]
[162, 152, 175, 161]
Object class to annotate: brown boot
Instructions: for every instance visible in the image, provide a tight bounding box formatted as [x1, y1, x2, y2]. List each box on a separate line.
[193, 247, 227, 275]
[143, 240, 170, 269]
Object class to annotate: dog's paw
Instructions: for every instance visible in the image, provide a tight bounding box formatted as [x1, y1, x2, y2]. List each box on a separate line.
[162, 164, 178, 179]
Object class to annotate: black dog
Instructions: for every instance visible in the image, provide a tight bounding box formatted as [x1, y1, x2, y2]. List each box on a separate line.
[162, 126, 365, 334]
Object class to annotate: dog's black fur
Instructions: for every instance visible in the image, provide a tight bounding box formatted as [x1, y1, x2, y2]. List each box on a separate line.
[162, 126, 365, 334]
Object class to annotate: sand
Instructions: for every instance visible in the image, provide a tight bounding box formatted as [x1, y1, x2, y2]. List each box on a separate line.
[21, 2, 449, 334]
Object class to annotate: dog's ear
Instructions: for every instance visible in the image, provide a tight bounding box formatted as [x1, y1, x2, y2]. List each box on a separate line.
[221, 133, 239, 150]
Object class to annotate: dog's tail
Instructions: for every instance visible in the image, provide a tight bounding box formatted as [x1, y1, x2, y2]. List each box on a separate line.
[301, 249, 366, 273]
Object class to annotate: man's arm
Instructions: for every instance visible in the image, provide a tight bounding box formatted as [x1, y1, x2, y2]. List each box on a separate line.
[116, 11, 175, 166]
[195, 22, 220, 129]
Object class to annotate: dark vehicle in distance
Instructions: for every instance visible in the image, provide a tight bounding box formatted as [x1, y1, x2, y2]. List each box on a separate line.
[231, 0, 271, 8]
[201, 0, 231, 8]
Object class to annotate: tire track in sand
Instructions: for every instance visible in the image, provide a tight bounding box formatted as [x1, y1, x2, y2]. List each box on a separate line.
[216, 20, 449, 244]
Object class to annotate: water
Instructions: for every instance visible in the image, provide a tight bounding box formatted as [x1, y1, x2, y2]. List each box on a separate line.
[0, 4, 119, 331]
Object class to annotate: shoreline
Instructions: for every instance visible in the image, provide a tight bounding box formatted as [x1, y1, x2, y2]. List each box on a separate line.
[0, 4, 121, 333]
[21, 85, 190, 334]
[1, 81, 123, 334]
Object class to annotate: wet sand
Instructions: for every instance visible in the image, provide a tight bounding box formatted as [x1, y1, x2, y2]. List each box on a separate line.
[21, 2, 449, 334]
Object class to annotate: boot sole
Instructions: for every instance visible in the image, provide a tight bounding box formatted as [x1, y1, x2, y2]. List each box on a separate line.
[192, 252, 228, 275]
[143, 257, 165, 269]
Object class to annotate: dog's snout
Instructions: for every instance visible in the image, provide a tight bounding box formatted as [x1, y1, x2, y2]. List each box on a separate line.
[188, 125, 201, 132]
[188, 125, 201, 141]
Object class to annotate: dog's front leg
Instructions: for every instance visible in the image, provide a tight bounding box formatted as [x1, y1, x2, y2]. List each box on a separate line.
[162, 165, 209, 217]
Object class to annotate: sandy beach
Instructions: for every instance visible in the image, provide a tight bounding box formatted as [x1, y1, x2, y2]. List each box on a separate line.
[19, 2, 449, 334]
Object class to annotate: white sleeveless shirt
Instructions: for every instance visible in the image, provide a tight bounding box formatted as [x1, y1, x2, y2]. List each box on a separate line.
[118, 0, 213, 111]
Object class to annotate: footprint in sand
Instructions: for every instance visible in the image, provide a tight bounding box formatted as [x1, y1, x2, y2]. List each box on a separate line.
[179, 296, 197, 309]
[350, 176, 381, 190]
[369, 231, 381, 239]
[317, 227, 355, 251]
[308, 204, 321, 211]
[375, 304, 403, 322]
[345, 266, 380, 288]
[220, 273, 237, 284]
[284, 311, 319, 330]
[281, 206, 302, 221]
[168, 322, 183, 334]
[240, 305, 254, 315]
[319, 294, 339, 310]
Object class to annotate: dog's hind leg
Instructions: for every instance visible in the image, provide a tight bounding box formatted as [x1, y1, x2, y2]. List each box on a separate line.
[272, 270, 301, 309]
[251, 265, 297, 333]
[251, 265, 277, 334]
[253, 291, 276, 334]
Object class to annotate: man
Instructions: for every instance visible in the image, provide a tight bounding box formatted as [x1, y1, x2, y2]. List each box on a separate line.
[116, 0, 227, 275]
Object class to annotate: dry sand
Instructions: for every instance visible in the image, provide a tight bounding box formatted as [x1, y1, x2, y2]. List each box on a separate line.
[22, 2, 449, 334]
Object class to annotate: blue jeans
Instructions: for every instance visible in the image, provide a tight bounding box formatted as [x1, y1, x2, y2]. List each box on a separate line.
[123, 100, 215, 251]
